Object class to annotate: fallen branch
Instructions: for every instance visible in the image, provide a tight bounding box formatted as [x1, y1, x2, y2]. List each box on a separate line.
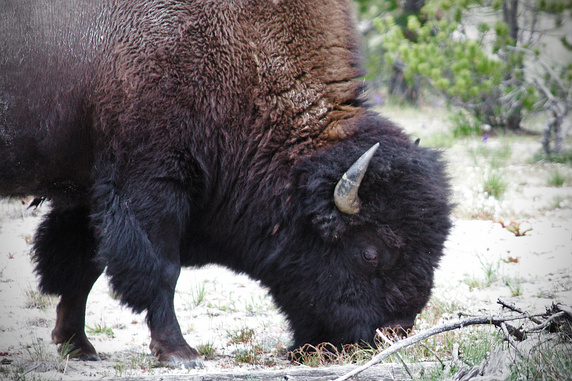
[332, 314, 532, 381]
[334, 302, 572, 381]
[497, 298, 542, 324]
[528, 311, 568, 332]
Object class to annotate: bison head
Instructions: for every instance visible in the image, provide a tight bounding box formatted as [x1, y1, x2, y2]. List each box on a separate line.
[263, 114, 451, 351]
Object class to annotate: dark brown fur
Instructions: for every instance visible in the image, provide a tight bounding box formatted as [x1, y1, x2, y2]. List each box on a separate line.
[0, 0, 451, 366]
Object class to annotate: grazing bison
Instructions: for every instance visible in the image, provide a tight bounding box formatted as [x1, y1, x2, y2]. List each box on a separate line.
[0, 0, 451, 367]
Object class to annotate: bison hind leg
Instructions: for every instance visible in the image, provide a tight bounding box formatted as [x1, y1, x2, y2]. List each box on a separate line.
[33, 202, 103, 360]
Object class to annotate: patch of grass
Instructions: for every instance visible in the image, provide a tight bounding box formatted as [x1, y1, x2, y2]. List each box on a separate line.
[244, 294, 267, 313]
[536, 287, 556, 299]
[57, 338, 83, 361]
[463, 255, 502, 290]
[463, 276, 483, 291]
[503, 277, 522, 297]
[508, 330, 572, 380]
[113, 352, 155, 378]
[24, 336, 53, 362]
[207, 291, 237, 312]
[468, 140, 512, 168]
[450, 111, 483, 138]
[457, 328, 502, 367]
[207, 302, 231, 312]
[24, 288, 56, 310]
[290, 342, 378, 367]
[532, 149, 572, 166]
[552, 195, 566, 210]
[548, 169, 567, 187]
[483, 171, 508, 199]
[86, 322, 115, 338]
[197, 342, 217, 360]
[227, 327, 255, 345]
[225, 326, 279, 366]
[190, 282, 207, 307]
[404, 326, 502, 380]
[234, 344, 266, 365]
[489, 143, 512, 168]
[480, 257, 501, 287]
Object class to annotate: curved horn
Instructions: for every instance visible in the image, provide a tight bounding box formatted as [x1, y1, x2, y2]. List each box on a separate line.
[334, 142, 380, 215]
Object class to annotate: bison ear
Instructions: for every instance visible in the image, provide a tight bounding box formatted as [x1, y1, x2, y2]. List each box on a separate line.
[334, 143, 379, 215]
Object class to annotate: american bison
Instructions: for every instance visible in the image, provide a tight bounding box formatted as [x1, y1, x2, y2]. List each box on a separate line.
[0, 0, 451, 367]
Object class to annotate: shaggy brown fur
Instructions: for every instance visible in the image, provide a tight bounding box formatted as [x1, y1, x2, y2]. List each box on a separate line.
[1, 0, 451, 367]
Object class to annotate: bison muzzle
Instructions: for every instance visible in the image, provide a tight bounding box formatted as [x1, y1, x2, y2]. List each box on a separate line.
[0, 0, 451, 367]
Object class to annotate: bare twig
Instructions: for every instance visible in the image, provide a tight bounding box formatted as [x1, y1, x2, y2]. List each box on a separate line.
[497, 298, 542, 324]
[376, 329, 416, 381]
[528, 311, 568, 332]
[506, 45, 567, 96]
[332, 314, 529, 381]
[501, 322, 523, 356]
[15, 363, 44, 381]
[419, 343, 445, 368]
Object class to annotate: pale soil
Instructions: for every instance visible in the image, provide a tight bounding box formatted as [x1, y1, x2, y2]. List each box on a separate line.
[0, 108, 571, 380]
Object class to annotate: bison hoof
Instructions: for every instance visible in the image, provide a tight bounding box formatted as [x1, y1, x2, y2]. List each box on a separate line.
[151, 342, 204, 368]
[56, 343, 101, 361]
[53, 330, 100, 361]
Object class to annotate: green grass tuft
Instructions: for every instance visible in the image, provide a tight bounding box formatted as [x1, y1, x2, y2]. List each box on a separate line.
[548, 169, 567, 187]
[483, 172, 508, 199]
[450, 111, 483, 138]
[86, 322, 115, 338]
[197, 342, 217, 359]
[24, 288, 56, 310]
[532, 149, 572, 166]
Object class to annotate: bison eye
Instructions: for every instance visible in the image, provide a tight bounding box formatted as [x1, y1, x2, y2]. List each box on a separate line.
[361, 249, 378, 263]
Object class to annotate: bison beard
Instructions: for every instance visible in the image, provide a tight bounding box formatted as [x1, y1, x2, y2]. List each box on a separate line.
[0, 0, 451, 367]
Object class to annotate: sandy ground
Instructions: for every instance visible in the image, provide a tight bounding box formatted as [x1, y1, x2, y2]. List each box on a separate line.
[1, 205, 570, 380]
[1, 115, 571, 379]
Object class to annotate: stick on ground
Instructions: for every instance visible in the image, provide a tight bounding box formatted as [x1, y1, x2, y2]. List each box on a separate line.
[332, 314, 532, 381]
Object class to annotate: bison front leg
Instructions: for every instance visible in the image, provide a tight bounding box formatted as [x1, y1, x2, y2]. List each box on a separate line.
[33, 203, 103, 360]
[93, 174, 202, 368]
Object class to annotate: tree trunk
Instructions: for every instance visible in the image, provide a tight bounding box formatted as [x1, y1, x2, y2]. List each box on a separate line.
[502, 0, 524, 131]
[389, 59, 420, 103]
[502, 0, 519, 42]
[387, 0, 425, 104]
[541, 110, 565, 154]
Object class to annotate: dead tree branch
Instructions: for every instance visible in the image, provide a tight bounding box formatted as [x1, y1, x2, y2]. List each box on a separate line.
[332, 314, 530, 381]
[335, 302, 572, 381]
[497, 298, 542, 324]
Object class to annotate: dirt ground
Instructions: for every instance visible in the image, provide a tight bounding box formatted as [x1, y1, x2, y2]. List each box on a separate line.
[1, 109, 571, 380]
